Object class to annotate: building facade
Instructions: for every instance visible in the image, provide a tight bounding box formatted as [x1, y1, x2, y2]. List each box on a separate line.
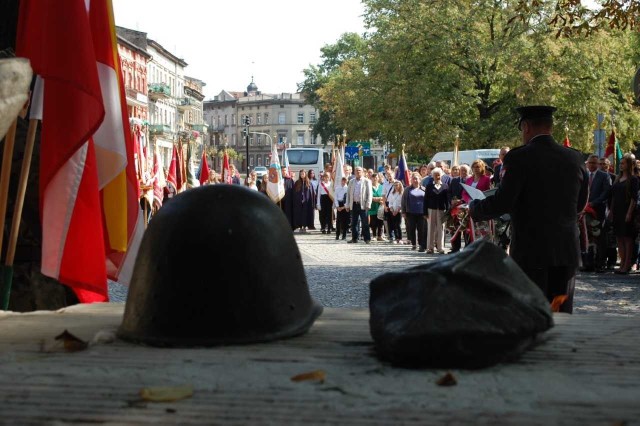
[116, 34, 150, 122]
[116, 26, 207, 171]
[203, 79, 321, 172]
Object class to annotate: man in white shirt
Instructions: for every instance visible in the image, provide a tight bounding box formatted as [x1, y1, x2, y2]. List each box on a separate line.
[346, 166, 373, 244]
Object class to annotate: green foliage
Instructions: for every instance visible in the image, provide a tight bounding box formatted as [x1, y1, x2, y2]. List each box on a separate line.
[300, 0, 640, 157]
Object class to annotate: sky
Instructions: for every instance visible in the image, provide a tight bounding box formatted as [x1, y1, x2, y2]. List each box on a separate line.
[112, 0, 367, 100]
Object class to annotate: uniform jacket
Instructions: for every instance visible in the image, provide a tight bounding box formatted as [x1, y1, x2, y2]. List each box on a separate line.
[587, 169, 612, 221]
[346, 177, 373, 210]
[470, 134, 589, 268]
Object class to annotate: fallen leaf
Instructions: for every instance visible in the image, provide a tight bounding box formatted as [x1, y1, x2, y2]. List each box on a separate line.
[140, 385, 194, 402]
[54, 330, 88, 352]
[436, 372, 457, 386]
[291, 370, 326, 384]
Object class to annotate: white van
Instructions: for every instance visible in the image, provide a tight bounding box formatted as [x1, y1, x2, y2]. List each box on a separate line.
[429, 149, 500, 168]
[286, 148, 330, 179]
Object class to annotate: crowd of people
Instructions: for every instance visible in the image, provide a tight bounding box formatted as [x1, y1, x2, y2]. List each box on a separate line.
[268, 150, 513, 254]
[199, 148, 640, 275]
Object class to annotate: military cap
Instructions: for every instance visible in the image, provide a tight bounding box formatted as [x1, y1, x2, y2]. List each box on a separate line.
[516, 105, 556, 129]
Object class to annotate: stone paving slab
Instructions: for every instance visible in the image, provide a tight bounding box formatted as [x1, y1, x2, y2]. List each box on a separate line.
[109, 225, 640, 316]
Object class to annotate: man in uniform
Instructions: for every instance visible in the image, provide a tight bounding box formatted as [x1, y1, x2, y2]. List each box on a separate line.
[469, 106, 588, 313]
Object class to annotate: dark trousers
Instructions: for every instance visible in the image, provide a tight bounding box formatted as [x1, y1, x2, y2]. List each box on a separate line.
[405, 213, 426, 249]
[521, 265, 576, 314]
[319, 194, 333, 231]
[351, 203, 371, 242]
[336, 209, 349, 238]
[369, 215, 383, 238]
[388, 212, 402, 241]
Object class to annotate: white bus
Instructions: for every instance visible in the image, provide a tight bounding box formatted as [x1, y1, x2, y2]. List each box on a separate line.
[429, 149, 500, 168]
[285, 148, 330, 179]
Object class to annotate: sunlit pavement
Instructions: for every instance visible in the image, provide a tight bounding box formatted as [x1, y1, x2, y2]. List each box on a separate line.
[110, 227, 640, 316]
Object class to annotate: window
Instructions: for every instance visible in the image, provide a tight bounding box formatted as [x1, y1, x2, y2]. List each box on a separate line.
[232, 134, 236, 145]
[232, 114, 236, 125]
[257, 113, 262, 125]
[297, 133, 304, 145]
[250, 155, 254, 167]
[264, 113, 270, 124]
[257, 136, 262, 146]
[311, 134, 318, 145]
[310, 112, 316, 124]
[250, 136, 254, 146]
[278, 112, 286, 124]
[297, 112, 304, 124]
[257, 156, 262, 166]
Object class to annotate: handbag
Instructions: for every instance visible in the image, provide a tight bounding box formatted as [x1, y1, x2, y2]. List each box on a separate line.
[377, 203, 385, 220]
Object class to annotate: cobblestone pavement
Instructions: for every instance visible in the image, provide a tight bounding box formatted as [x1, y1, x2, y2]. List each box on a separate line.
[110, 228, 640, 316]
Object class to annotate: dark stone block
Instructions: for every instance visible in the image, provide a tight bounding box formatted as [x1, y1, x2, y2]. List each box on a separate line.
[369, 240, 553, 368]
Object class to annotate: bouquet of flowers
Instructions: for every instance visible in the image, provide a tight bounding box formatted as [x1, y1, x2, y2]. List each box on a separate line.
[445, 199, 496, 245]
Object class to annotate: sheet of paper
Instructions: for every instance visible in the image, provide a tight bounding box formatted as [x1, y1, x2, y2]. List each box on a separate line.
[461, 183, 486, 200]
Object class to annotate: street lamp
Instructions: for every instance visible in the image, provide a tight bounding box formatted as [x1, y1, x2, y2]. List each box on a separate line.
[242, 115, 251, 175]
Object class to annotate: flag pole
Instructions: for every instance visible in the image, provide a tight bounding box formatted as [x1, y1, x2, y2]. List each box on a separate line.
[2, 119, 38, 309]
[0, 119, 18, 309]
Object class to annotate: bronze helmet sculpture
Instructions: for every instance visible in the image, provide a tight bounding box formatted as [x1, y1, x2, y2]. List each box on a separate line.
[118, 184, 322, 346]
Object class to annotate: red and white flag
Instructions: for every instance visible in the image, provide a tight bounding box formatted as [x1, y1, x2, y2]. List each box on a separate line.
[152, 145, 166, 209]
[17, 0, 143, 300]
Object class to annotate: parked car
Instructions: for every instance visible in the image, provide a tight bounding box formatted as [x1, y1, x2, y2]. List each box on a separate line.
[253, 166, 268, 179]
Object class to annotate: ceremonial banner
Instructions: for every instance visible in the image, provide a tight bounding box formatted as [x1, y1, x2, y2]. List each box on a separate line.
[198, 150, 210, 186]
[282, 147, 291, 178]
[267, 143, 285, 202]
[334, 150, 345, 185]
[222, 151, 232, 184]
[166, 145, 178, 194]
[395, 148, 411, 186]
[153, 145, 166, 209]
[176, 142, 185, 191]
[604, 129, 623, 173]
[185, 142, 199, 188]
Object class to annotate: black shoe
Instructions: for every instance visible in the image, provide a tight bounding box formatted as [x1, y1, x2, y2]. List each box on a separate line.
[418, 248, 426, 253]
[579, 266, 595, 272]
[347, 240, 358, 244]
[595, 268, 605, 273]
[335, 235, 339, 240]
[364, 240, 371, 244]
[342, 235, 347, 240]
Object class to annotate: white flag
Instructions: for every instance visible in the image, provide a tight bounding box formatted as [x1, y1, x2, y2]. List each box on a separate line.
[267, 143, 285, 202]
[334, 150, 345, 185]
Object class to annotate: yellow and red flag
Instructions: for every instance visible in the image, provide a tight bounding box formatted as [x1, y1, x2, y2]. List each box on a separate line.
[17, 0, 142, 301]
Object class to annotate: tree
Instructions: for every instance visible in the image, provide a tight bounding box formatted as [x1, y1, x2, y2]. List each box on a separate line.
[305, 0, 640, 157]
[514, 0, 640, 37]
[298, 33, 368, 143]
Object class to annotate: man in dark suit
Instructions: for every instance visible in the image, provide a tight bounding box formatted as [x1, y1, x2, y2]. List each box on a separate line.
[582, 155, 612, 272]
[600, 157, 618, 269]
[470, 106, 589, 313]
[491, 146, 510, 186]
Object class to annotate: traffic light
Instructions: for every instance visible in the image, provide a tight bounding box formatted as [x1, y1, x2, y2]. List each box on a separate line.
[242, 128, 248, 137]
